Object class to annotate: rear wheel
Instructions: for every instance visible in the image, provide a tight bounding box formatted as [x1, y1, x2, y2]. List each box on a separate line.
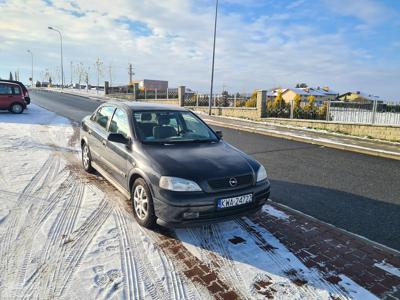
[132, 178, 156, 228]
[10, 103, 24, 114]
[82, 143, 94, 173]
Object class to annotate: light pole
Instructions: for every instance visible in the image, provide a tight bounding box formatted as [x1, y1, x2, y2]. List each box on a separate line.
[209, 0, 219, 115]
[48, 26, 64, 89]
[27, 49, 33, 87]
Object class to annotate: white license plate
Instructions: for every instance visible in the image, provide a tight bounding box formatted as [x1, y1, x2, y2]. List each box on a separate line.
[217, 194, 253, 209]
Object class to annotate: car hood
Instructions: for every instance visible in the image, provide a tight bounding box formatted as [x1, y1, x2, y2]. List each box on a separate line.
[142, 141, 256, 180]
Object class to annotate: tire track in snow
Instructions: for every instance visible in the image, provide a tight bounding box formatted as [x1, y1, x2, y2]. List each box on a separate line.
[54, 197, 112, 298]
[0, 156, 63, 299]
[143, 228, 204, 300]
[184, 224, 251, 299]
[114, 208, 144, 300]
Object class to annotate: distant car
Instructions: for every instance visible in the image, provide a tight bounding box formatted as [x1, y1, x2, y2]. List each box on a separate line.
[0, 80, 30, 105]
[0, 81, 27, 114]
[80, 102, 270, 228]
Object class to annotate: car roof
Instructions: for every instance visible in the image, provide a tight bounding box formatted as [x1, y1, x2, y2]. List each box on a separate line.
[102, 101, 188, 112]
[0, 81, 20, 87]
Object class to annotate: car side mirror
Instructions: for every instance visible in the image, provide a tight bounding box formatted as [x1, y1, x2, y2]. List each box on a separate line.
[216, 130, 223, 139]
[108, 133, 130, 145]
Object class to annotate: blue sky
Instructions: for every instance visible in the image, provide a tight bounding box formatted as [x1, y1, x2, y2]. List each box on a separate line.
[0, 0, 399, 99]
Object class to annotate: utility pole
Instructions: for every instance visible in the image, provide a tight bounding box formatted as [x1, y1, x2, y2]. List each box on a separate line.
[108, 64, 113, 87]
[209, 0, 219, 115]
[27, 50, 33, 86]
[48, 26, 64, 89]
[70, 61, 73, 86]
[128, 63, 134, 84]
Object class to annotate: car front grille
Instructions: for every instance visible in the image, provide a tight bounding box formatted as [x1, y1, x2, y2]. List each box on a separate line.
[208, 174, 254, 191]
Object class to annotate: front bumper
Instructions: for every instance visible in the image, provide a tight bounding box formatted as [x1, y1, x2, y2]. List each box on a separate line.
[153, 180, 270, 227]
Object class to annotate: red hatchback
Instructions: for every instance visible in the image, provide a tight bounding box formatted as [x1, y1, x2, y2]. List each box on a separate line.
[0, 81, 27, 114]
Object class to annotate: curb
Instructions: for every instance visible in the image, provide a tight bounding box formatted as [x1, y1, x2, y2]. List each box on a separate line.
[203, 118, 400, 161]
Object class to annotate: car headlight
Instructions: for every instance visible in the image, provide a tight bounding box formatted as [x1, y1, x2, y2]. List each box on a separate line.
[159, 176, 202, 192]
[256, 165, 268, 182]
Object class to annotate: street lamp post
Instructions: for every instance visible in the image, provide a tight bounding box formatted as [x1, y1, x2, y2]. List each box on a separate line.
[209, 0, 219, 115]
[27, 49, 33, 87]
[48, 26, 64, 89]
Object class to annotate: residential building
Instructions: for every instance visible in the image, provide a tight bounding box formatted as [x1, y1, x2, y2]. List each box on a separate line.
[338, 91, 380, 103]
[131, 79, 168, 90]
[267, 87, 339, 105]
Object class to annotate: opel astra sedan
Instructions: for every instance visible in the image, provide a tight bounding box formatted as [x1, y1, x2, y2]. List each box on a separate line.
[80, 102, 270, 228]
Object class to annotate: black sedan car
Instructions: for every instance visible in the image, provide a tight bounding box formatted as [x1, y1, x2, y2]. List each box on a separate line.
[80, 102, 270, 228]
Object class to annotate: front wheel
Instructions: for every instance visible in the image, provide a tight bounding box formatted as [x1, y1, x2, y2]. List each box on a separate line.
[82, 143, 94, 173]
[132, 178, 156, 228]
[10, 103, 24, 114]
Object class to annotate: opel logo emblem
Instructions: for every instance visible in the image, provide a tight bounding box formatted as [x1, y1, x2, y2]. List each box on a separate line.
[229, 177, 238, 187]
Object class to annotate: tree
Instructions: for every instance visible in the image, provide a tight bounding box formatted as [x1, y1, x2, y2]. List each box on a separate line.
[94, 58, 104, 90]
[273, 89, 285, 109]
[295, 83, 308, 88]
[304, 95, 315, 111]
[9, 72, 13, 81]
[293, 94, 301, 109]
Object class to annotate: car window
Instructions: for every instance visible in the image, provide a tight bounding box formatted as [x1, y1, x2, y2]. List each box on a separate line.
[109, 108, 130, 138]
[182, 113, 210, 137]
[133, 111, 218, 143]
[0, 84, 13, 95]
[12, 86, 21, 95]
[93, 106, 115, 129]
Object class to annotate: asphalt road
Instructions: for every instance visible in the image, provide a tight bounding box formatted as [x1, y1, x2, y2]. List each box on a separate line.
[31, 90, 400, 251]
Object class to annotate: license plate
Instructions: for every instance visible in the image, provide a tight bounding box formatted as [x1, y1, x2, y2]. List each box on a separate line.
[217, 194, 253, 209]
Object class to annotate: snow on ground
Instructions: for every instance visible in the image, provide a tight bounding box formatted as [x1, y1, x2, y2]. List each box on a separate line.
[374, 261, 400, 278]
[0, 105, 378, 299]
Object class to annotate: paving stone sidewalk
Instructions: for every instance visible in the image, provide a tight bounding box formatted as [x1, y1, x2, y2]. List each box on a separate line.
[253, 202, 400, 299]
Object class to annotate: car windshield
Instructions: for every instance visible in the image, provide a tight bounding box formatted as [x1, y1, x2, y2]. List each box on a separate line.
[133, 110, 219, 143]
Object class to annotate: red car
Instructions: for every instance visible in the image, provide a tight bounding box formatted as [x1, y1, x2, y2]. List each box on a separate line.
[0, 79, 30, 105]
[0, 81, 27, 114]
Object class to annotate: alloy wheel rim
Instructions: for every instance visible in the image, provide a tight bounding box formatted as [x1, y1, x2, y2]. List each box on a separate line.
[13, 105, 22, 113]
[133, 185, 148, 220]
[82, 146, 90, 169]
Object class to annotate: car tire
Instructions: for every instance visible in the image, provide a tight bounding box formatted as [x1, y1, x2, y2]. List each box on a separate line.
[132, 178, 156, 228]
[9, 103, 24, 114]
[82, 143, 94, 173]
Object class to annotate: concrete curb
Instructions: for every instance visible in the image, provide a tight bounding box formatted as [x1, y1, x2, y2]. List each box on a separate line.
[203, 118, 400, 161]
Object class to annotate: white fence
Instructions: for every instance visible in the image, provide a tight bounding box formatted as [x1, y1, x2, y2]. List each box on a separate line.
[329, 101, 400, 125]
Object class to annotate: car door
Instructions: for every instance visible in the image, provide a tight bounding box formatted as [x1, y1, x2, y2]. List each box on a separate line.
[89, 105, 116, 171]
[0, 83, 14, 109]
[103, 108, 131, 189]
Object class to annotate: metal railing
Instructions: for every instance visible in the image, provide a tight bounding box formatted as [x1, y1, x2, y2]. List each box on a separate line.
[184, 93, 252, 107]
[329, 101, 400, 125]
[108, 87, 179, 100]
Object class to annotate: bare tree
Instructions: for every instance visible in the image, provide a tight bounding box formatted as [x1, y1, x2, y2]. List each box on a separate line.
[94, 58, 104, 93]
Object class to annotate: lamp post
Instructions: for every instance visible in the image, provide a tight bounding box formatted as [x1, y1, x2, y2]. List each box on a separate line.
[48, 26, 64, 89]
[27, 49, 33, 87]
[209, 0, 219, 115]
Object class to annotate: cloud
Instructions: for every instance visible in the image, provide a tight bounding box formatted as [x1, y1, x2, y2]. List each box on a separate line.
[322, 0, 394, 25]
[0, 0, 399, 100]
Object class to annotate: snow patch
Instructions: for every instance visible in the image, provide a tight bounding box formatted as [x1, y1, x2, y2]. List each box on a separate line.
[262, 204, 290, 220]
[374, 261, 400, 278]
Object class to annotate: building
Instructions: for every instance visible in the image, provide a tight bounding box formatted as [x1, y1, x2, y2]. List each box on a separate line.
[267, 87, 339, 105]
[338, 91, 380, 103]
[131, 79, 168, 90]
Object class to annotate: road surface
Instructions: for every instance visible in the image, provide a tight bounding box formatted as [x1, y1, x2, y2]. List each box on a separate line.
[30, 89, 400, 251]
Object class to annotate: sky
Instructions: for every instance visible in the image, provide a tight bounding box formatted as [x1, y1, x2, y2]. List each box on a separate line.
[0, 0, 399, 99]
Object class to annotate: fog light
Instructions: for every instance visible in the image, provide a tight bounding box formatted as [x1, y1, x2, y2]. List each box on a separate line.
[183, 212, 200, 219]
